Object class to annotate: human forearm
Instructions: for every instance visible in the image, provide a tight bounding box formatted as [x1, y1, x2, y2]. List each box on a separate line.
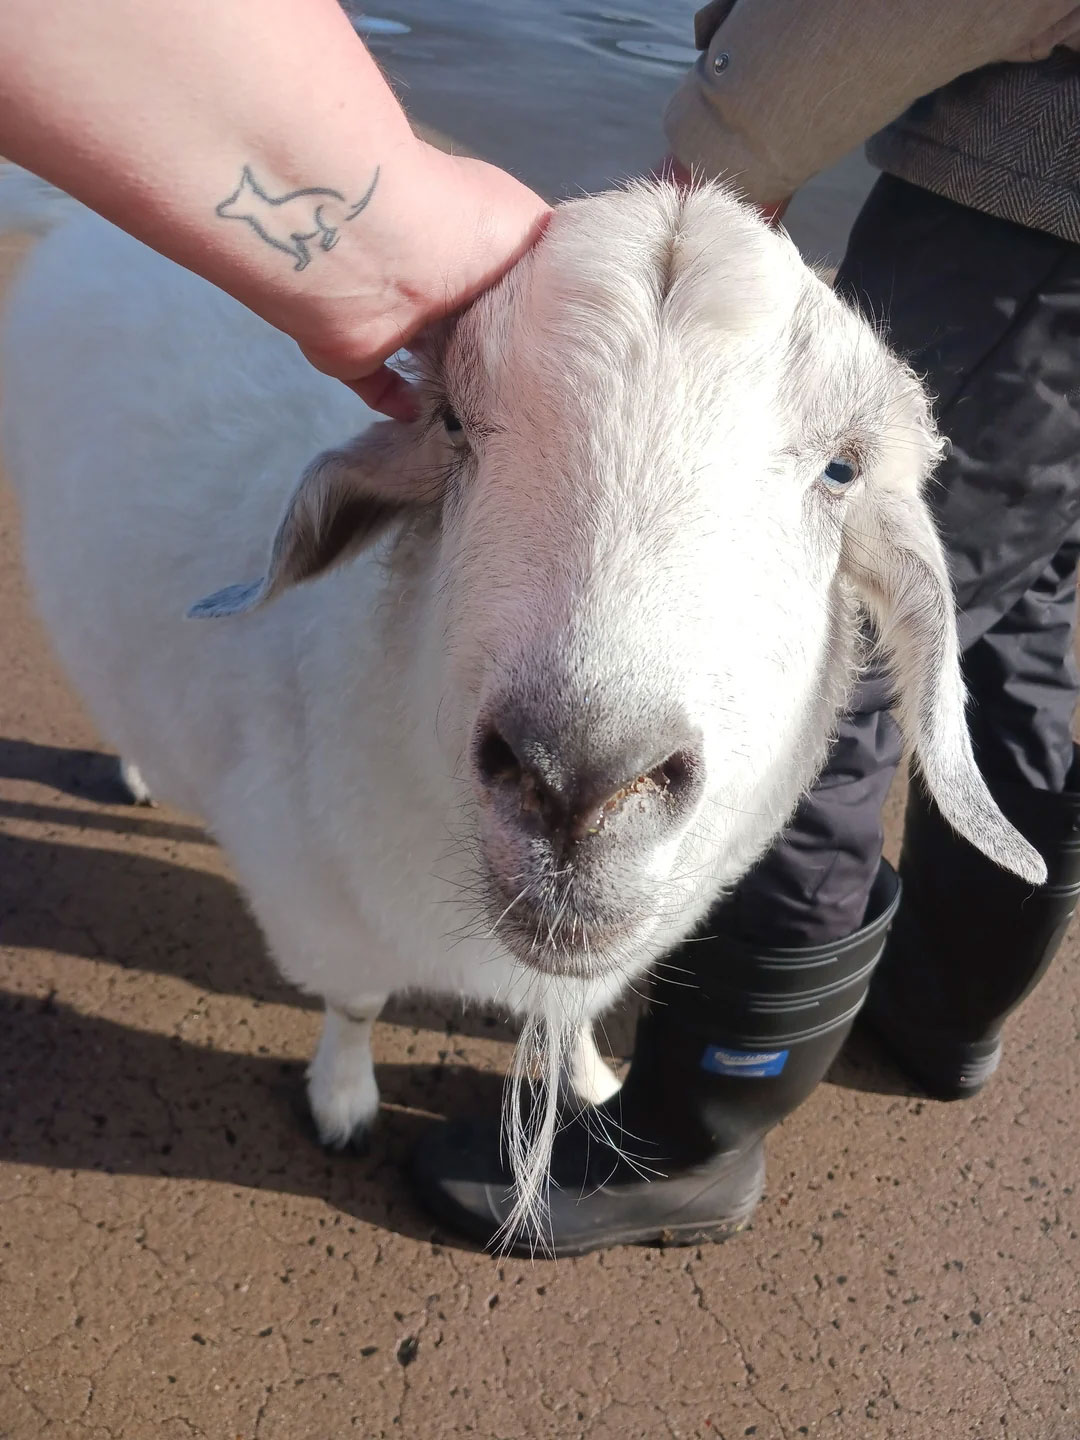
[0, 0, 549, 407]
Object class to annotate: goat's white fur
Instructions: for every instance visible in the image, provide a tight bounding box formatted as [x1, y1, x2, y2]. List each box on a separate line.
[118, 757, 154, 806]
[0, 168, 1044, 1246]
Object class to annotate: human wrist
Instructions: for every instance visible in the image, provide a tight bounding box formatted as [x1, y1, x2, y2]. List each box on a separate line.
[273, 143, 551, 383]
[242, 132, 438, 356]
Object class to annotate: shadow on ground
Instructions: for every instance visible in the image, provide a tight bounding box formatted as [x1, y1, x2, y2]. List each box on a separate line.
[0, 734, 919, 1253]
[0, 984, 508, 1250]
[0, 735, 142, 805]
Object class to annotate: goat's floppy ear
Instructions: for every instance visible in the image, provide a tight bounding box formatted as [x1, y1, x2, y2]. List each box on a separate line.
[843, 488, 1047, 886]
[188, 421, 437, 618]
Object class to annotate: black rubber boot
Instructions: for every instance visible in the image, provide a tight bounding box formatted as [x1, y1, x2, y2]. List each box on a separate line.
[863, 757, 1080, 1099]
[411, 863, 901, 1256]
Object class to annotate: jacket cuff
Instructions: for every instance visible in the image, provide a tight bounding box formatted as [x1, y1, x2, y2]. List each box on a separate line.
[663, 0, 1080, 207]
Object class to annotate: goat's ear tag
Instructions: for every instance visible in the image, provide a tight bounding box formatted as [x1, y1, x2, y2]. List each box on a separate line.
[186, 577, 269, 620]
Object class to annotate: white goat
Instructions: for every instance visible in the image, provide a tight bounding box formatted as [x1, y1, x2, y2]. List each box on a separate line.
[0, 168, 1044, 1240]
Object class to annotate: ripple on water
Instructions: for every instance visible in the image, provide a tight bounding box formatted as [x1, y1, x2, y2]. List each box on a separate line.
[564, 8, 652, 25]
[561, 8, 697, 72]
[613, 39, 697, 66]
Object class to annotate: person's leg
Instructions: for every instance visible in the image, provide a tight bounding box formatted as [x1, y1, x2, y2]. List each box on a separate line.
[962, 538, 1080, 794]
[695, 168, 1080, 949]
[718, 666, 901, 946]
[727, 173, 1080, 950]
[412, 178, 1080, 1253]
[866, 536, 1080, 1096]
[657, 176, 1080, 1112]
[851, 179, 1080, 1096]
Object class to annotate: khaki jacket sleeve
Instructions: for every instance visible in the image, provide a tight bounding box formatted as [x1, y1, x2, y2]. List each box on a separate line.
[663, 0, 1080, 204]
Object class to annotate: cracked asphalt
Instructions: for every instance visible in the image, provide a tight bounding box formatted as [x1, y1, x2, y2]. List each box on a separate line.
[1, 199, 1078, 1440]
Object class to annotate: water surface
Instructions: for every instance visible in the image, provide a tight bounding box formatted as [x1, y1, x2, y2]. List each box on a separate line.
[344, 1, 875, 264]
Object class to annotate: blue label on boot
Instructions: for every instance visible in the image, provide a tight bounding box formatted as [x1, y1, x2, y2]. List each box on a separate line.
[701, 1044, 789, 1078]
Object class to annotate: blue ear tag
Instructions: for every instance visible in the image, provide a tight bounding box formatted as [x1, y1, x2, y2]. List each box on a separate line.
[701, 1044, 789, 1078]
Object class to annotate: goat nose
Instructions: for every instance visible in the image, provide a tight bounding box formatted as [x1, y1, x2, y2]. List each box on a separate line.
[474, 712, 703, 845]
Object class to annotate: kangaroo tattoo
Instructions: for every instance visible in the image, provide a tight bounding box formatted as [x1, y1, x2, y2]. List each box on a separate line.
[215, 166, 380, 271]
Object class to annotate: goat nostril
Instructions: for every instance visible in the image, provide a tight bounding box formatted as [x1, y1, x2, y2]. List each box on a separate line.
[476, 727, 522, 787]
[649, 747, 698, 799]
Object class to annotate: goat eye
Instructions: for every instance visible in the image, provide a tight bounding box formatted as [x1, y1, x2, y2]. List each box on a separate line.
[821, 456, 858, 493]
[442, 407, 470, 450]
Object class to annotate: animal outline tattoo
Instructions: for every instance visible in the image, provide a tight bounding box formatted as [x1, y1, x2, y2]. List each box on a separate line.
[215, 165, 380, 271]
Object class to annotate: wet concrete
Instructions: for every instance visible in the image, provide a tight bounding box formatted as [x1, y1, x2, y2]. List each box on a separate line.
[0, 47, 1078, 1437]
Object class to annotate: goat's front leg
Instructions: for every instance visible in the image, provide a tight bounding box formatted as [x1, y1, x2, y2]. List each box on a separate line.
[307, 997, 387, 1152]
[118, 757, 154, 806]
[564, 1022, 622, 1106]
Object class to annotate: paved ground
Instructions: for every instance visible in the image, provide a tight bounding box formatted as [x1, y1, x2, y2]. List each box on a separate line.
[1, 194, 1078, 1440]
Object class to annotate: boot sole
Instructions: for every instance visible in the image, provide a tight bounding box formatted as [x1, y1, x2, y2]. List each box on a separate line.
[416, 1157, 766, 1258]
[424, 1191, 762, 1258]
[555, 1203, 759, 1258]
[862, 1008, 1002, 1101]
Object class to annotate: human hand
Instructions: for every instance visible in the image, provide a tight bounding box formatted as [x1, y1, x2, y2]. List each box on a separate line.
[295, 145, 551, 420]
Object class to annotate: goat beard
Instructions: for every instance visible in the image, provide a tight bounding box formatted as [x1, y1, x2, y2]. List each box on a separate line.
[500, 980, 594, 1254]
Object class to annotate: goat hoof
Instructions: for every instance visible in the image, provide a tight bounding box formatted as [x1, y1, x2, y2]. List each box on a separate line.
[118, 757, 155, 806]
[316, 1116, 376, 1157]
[343, 1123, 374, 1157]
[306, 1080, 380, 1156]
[295, 1090, 378, 1156]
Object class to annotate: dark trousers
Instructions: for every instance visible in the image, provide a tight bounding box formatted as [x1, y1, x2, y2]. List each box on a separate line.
[724, 176, 1080, 948]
